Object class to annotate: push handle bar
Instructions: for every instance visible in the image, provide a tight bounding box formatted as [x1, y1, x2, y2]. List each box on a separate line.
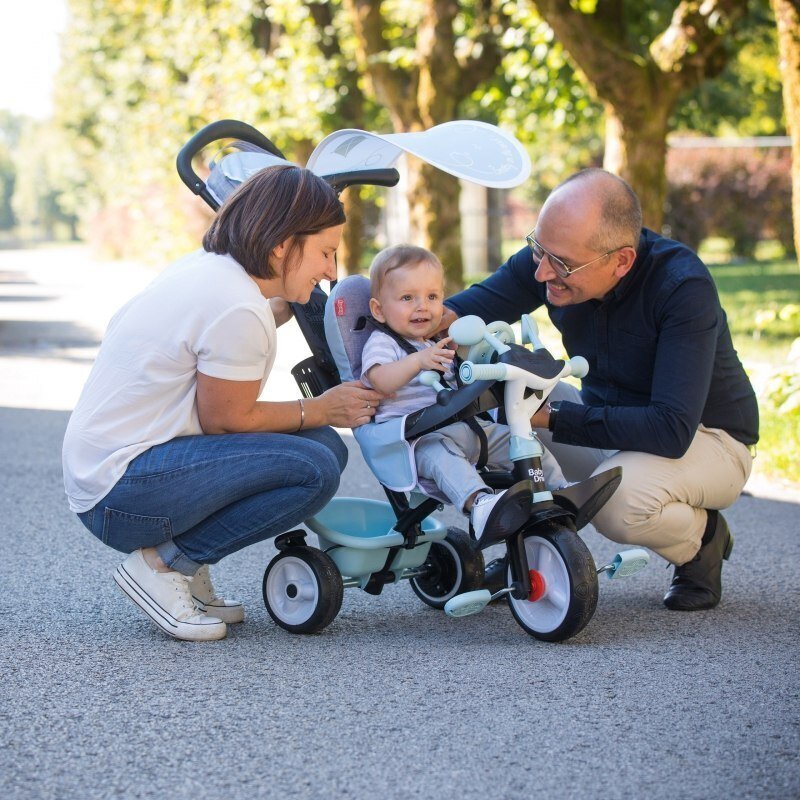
[176, 119, 287, 210]
[320, 169, 400, 193]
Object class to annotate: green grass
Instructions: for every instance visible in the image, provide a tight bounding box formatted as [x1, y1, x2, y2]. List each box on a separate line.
[757, 407, 800, 482]
[710, 261, 800, 364]
[710, 259, 800, 484]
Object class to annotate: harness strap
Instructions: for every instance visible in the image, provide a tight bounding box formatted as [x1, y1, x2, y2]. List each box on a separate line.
[465, 416, 489, 471]
[357, 315, 419, 356]
[358, 315, 489, 469]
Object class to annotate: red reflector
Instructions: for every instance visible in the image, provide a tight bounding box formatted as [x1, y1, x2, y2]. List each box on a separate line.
[528, 569, 546, 602]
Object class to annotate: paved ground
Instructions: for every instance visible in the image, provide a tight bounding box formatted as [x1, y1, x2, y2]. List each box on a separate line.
[1, 246, 798, 800]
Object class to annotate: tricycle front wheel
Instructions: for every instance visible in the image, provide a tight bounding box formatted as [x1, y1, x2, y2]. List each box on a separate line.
[507, 527, 598, 642]
[263, 546, 343, 634]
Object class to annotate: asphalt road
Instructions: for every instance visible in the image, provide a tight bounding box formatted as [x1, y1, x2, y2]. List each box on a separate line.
[1, 246, 798, 800]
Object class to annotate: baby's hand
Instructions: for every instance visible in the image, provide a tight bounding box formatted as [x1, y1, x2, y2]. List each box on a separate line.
[417, 337, 454, 372]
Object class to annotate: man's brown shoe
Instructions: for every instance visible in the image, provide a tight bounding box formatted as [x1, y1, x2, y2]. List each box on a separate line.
[663, 511, 734, 611]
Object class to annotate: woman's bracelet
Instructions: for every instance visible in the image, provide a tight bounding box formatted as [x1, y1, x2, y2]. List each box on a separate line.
[297, 397, 305, 431]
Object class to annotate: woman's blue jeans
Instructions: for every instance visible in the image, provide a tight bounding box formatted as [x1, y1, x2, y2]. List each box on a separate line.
[77, 427, 347, 575]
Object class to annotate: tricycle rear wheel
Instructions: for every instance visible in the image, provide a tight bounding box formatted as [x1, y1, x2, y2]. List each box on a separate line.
[410, 527, 485, 609]
[263, 546, 343, 634]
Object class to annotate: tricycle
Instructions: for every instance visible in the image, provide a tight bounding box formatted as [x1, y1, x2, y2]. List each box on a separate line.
[176, 119, 649, 642]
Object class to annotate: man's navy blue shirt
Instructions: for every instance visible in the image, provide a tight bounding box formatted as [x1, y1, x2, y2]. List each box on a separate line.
[446, 228, 759, 458]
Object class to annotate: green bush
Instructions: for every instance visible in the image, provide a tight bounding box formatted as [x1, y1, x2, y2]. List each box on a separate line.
[664, 145, 793, 259]
[762, 337, 800, 412]
[755, 330, 800, 483]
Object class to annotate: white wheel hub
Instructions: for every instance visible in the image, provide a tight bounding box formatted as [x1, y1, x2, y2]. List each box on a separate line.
[507, 536, 570, 633]
[265, 555, 320, 625]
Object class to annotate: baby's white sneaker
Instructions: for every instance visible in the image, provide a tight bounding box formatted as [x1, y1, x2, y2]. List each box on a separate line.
[470, 490, 506, 542]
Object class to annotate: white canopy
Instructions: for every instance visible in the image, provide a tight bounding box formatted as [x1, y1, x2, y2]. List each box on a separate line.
[307, 120, 531, 189]
[206, 119, 531, 205]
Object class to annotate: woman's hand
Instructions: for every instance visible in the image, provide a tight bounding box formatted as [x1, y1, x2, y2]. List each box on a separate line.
[197, 373, 385, 433]
[316, 381, 385, 428]
[416, 337, 454, 372]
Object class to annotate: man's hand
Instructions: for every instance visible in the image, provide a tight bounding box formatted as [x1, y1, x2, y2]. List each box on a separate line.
[435, 306, 459, 337]
[531, 402, 551, 430]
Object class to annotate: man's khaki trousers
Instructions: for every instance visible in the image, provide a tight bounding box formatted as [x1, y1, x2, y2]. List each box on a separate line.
[538, 383, 754, 565]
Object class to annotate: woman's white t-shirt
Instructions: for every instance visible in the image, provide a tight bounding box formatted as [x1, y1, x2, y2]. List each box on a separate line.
[62, 249, 277, 513]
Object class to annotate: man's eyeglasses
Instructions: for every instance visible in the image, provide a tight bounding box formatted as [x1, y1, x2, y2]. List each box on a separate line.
[526, 233, 628, 279]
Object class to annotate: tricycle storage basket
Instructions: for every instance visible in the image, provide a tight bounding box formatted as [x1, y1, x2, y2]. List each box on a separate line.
[305, 497, 447, 579]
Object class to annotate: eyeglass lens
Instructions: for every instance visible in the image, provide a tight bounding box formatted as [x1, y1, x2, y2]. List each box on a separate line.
[528, 236, 569, 277]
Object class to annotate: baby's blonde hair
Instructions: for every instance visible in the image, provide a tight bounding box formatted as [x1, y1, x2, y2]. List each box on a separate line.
[369, 244, 443, 298]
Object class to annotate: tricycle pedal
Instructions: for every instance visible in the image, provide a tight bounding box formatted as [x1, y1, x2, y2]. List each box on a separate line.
[597, 547, 650, 579]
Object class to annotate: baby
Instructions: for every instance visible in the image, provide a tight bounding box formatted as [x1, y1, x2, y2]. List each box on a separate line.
[360, 244, 566, 541]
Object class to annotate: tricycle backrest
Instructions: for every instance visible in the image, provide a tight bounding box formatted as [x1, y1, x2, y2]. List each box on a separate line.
[324, 275, 373, 383]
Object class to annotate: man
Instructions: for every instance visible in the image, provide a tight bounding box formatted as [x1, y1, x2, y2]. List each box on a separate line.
[442, 168, 758, 611]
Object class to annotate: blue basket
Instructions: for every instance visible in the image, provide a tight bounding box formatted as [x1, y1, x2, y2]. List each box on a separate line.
[305, 497, 447, 580]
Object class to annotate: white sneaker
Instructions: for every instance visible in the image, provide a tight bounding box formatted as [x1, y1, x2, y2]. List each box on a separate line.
[470, 490, 506, 542]
[189, 564, 245, 624]
[113, 550, 227, 641]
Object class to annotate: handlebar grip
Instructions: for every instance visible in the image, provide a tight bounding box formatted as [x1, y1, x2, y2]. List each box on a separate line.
[319, 168, 400, 193]
[567, 356, 589, 378]
[459, 361, 506, 384]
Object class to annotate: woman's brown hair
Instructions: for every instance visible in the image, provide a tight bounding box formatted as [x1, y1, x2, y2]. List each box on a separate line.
[202, 165, 345, 279]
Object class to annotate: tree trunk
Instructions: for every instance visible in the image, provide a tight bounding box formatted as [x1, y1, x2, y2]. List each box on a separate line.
[534, 0, 746, 235]
[407, 159, 464, 294]
[342, 0, 507, 289]
[340, 188, 365, 273]
[604, 101, 673, 231]
[771, 0, 800, 263]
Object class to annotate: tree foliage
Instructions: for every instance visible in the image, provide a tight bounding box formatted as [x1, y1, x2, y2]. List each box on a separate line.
[53, 0, 348, 260]
[0, 0, 782, 273]
[0, 111, 24, 231]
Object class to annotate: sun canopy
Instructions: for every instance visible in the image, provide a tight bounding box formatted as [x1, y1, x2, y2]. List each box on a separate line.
[205, 120, 531, 205]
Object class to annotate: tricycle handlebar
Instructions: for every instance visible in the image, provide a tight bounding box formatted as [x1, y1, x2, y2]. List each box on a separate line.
[459, 362, 507, 384]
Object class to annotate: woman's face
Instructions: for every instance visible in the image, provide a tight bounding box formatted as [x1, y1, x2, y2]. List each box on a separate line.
[276, 225, 343, 303]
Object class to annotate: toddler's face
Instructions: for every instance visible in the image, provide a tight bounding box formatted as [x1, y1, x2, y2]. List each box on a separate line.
[370, 261, 445, 341]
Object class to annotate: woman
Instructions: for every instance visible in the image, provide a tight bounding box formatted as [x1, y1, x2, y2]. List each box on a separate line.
[62, 165, 383, 641]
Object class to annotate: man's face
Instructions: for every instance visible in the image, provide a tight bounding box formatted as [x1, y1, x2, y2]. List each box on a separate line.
[532, 193, 631, 307]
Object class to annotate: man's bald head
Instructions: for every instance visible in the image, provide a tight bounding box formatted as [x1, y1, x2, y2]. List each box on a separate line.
[546, 168, 642, 253]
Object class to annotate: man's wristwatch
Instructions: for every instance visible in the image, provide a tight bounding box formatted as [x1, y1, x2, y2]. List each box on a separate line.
[547, 400, 562, 432]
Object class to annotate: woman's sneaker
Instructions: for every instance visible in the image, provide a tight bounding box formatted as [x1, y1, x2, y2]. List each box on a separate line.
[189, 565, 245, 624]
[113, 550, 227, 641]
